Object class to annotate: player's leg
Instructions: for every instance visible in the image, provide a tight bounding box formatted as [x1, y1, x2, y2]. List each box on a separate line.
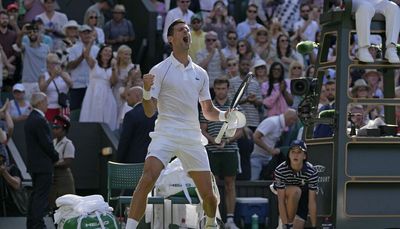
[127, 136, 173, 228]
[353, 0, 375, 62]
[178, 144, 218, 227]
[189, 171, 219, 224]
[284, 185, 302, 223]
[127, 156, 164, 221]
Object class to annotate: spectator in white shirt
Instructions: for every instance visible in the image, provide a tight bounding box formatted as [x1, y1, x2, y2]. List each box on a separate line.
[162, 0, 194, 43]
[236, 4, 263, 46]
[293, 3, 319, 42]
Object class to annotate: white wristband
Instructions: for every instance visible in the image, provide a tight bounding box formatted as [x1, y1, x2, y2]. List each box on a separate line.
[143, 89, 151, 100]
[219, 111, 227, 121]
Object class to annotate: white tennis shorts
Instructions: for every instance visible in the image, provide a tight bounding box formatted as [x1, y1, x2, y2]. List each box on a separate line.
[146, 132, 211, 172]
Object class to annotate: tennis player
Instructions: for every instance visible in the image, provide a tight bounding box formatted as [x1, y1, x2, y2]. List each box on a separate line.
[126, 19, 230, 229]
[272, 140, 318, 229]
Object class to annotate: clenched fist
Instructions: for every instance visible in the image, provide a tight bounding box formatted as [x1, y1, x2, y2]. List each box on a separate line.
[143, 74, 155, 91]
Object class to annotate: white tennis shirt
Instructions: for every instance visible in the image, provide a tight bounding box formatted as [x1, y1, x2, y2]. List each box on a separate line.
[149, 53, 211, 141]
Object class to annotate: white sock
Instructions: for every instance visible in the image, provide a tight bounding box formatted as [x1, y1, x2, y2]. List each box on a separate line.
[226, 217, 234, 223]
[126, 218, 138, 229]
[206, 216, 217, 226]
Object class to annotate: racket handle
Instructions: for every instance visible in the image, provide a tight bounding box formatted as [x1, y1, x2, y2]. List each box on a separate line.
[215, 122, 228, 144]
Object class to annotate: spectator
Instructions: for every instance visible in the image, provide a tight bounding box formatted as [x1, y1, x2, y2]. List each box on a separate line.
[229, 57, 262, 132]
[348, 104, 367, 131]
[273, 34, 303, 77]
[293, 3, 319, 42]
[0, 42, 15, 88]
[272, 0, 301, 33]
[304, 64, 316, 78]
[363, 69, 383, 98]
[252, 59, 268, 86]
[261, 62, 293, 117]
[188, 13, 205, 62]
[272, 140, 318, 229]
[162, 0, 194, 43]
[23, 0, 45, 24]
[5, 3, 20, 33]
[150, 0, 166, 17]
[84, 10, 105, 46]
[198, 0, 228, 20]
[117, 87, 156, 163]
[250, 109, 298, 180]
[48, 115, 75, 211]
[196, 31, 226, 88]
[0, 150, 23, 216]
[236, 4, 263, 46]
[17, 23, 50, 100]
[9, 83, 32, 122]
[84, 0, 113, 28]
[22, 18, 53, 50]
[36, 0, 68, 51]
[0, 10, 17, 76]
[103, 4, 135, 51]
[38, 53, 73, 121]
[351, 79, 383, 120]
[24, 92, 59, 229]
[200, 78, 242, 229]
[288, 61, 304, 110]
[318, 84, 329, 110]
[353, 0, 400, 63]
[79, 44, 118, 131]
[61, 20, 79, 50]
[225, 57, 238, 79]
[313, 80, 335, 138]
[66, 25, 100, 111]
[113, 45, 141, 125]
[269, 18, 286, 49]
[203, 0, 236, 48]
[237, 39, 259, 64]
[253, 26, 274, 66]
[221, 30, 238, 59]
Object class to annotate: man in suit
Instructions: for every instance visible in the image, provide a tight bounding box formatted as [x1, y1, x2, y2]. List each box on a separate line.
[24, 92, 59, 229]
[117, 86, 156, 163]
[313, 80, 336, 138]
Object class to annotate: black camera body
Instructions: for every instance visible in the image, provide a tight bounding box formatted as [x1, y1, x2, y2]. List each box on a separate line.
[290, 77, 318, 96]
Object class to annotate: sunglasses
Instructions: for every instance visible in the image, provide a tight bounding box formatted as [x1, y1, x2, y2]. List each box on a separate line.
[180, 0, 190, 3]
[292, 66, 302, 69]
[206, 38, 217, 42]
[272, 68, 282, 71]
[257, 32, 268, 36]
[227, 63, 237, 67]
[228, 36, 237, 40]
[192, 20, 201, 24]
[247, 10, 257, 14]
[279, 39, 288, 42]
[301, 9, 310, 13]
[112, 11, 124, 14]
[238, 44, 246, 48]
[89, 16, 98, 19]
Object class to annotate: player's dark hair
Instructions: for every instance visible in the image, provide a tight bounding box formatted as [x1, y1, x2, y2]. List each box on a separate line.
[167, 19, 186, 37]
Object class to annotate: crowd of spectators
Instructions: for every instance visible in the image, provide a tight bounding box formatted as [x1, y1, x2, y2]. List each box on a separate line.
[0, 0, 399, 223]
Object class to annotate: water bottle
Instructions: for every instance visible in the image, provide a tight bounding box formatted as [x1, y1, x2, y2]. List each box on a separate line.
[251, 214, 258, 229]
[156, 14, 163, 31]
[179, 218, 188, 229]
[321, 217, 333, 229]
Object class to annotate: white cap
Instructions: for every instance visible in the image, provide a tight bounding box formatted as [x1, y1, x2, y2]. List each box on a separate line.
[63, 20, 79, 34]
[253, 59, 267, 69]
[12, 83, 25, 92]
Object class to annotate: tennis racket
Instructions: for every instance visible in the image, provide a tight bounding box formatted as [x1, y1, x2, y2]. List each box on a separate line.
[215, 72, 254, 144]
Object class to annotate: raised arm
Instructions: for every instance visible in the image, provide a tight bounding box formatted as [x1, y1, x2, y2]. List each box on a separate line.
[142, 74, 157, 118]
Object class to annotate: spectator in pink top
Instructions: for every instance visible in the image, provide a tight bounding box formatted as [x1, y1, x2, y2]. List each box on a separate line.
[262, 62, 293, 117]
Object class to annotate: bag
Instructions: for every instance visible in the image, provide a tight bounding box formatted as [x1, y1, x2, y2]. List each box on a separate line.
[59, 211, 118, 229]
[155, 158, 197, 203]
[53, 80, 70, 108]
[8, 185, 31, 216]
[57, 92, 69, 108]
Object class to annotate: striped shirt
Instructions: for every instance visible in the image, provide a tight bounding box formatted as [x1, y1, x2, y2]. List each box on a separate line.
[229, 76, 261, 128]
[200, 99, 239, 154]
[274, 161, 318, 191]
